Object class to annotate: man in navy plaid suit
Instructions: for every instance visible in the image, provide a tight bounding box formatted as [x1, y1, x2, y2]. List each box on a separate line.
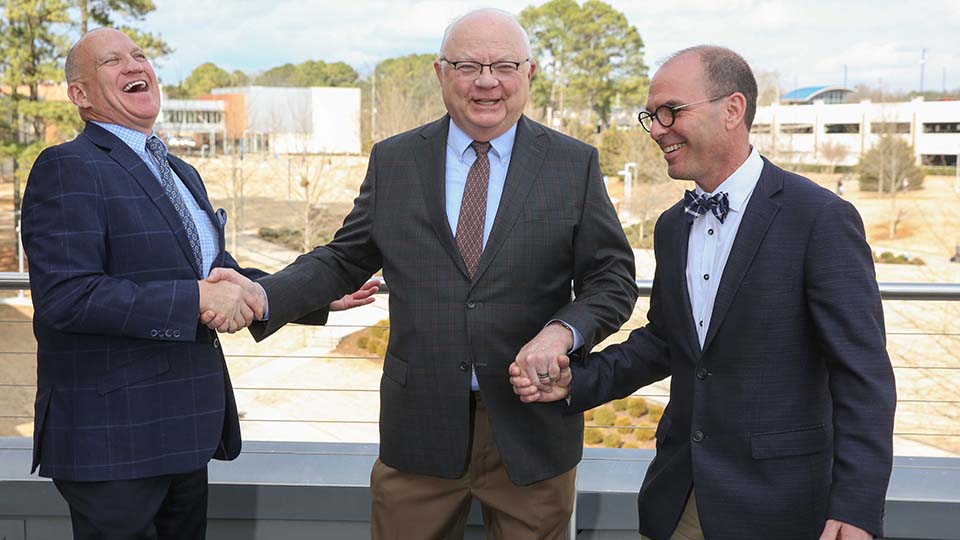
[512, 46, 896, 540]
[21, 28, 374, 540]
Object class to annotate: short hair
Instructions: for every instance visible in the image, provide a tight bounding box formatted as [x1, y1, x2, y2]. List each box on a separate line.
[64, 41, 81, 83]
[670, 45, 758, 130]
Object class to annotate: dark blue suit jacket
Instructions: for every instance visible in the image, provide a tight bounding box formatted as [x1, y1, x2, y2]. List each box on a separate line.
[22, 123, 269, 482]
[570, 158, 896, 540]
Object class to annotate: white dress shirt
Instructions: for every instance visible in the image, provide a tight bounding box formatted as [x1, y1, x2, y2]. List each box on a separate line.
[686, 146, 763, 347]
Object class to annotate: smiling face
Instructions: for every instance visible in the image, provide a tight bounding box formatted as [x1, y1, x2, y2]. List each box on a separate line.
[67, 28, 161, 134]
[434, 11, 536, 142]
[645, 51, 747, 191]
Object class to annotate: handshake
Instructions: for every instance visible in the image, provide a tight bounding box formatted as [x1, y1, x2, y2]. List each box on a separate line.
[197, 268, 380, 333]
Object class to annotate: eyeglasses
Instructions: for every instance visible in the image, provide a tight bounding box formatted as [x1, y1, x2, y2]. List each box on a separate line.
[637, 95, 729, 132]
[440, 58, 530, 79]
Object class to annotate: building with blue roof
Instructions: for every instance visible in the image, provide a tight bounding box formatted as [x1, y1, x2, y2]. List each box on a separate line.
[781, 85, 855, 104]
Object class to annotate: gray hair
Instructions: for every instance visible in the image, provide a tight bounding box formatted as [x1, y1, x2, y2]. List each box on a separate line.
[669, 45, 758, 130]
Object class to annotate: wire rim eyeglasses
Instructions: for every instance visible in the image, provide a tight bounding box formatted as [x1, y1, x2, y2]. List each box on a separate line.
[439, 58, 530, 79]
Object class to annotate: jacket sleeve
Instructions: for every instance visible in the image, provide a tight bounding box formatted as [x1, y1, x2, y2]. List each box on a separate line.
[250, 144, 382, 341]
[805, 197, 896, 537]
[568, 210, 672, 412]
[22, 146, 202, 342]
[551, 147, 640, 352]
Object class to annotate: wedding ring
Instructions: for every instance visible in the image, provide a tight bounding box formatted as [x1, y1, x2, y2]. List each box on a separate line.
[536, 372, 551, 380]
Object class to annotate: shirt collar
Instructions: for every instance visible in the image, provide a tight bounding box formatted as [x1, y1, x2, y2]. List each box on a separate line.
[91, 121, 163, 157]
[447, 118, 517, 166]
[696, 145, 762, 214]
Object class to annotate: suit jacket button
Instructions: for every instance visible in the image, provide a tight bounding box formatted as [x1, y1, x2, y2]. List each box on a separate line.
[458, 361, 469, 372]
[692, 430, 705, 443]
[213, 338, 220, 349]
[164, 329, 172, 337]
[150, 329, 158, 337]
[696, 368, 709, 379]
[466, 301, 476, 309]
[173, 330, 181, 338]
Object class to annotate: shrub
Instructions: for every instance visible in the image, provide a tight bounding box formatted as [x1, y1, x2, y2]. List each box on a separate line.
[583, 409, 594, 422]
[622, 442, 639, 449]
[612, 398, 628, 411]
[584, 428, 604, 445]
[858, 135, 924, 192]
[634, 427, 655, 441]
[592, 406, 616, 427]
[615, 416, 633, 435]
[602, 433, 622, 448]
[627, 397, 648, 417]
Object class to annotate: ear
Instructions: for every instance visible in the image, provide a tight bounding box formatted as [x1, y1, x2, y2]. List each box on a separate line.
[527, 59, 537, 80]
[433, 60, 443, 85]
[67, 82, 89, 109]
[724, 92, 746, 131]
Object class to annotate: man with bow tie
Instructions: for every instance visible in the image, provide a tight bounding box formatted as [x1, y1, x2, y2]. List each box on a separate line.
[511, 45, 896, 540]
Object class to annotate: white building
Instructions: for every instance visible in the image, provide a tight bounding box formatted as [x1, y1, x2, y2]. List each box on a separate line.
[211, 86, 361, 155]
[752, 97, 960, 167]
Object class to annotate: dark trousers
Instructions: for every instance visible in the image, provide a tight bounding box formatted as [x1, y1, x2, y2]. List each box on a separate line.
[53, 466, 208, 540]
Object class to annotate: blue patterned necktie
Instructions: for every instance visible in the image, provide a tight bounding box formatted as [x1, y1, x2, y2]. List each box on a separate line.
[145, 137, 203, 273]
[683, 190, 730, 224]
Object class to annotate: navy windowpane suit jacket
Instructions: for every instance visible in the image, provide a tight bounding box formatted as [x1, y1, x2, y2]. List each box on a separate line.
[21, 122, 284, 482]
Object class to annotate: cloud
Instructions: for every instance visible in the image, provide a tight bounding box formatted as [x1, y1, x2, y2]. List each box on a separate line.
[142, 0, 960, 92]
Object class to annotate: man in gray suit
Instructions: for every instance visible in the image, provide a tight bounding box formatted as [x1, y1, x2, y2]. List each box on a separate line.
[214, 8, 637, 539]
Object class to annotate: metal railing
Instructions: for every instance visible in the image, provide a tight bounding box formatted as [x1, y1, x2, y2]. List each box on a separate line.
[2, 273, 960, 538]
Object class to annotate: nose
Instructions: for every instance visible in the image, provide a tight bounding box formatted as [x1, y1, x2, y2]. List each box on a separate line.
[122, 55, 145, 73]
[474, 67, 500, 89]
[648, 117, 668, 141]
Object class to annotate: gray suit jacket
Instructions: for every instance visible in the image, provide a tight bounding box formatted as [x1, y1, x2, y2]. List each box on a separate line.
[252, 115, 638, 484]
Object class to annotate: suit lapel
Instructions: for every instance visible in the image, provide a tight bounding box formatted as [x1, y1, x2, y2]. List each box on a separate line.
[413, 116, 470, 277]
[702, 160, 782, 352]
[664, 205, 702, 361]
[470, 116, 547, 285]
[83, 124, 202, 278]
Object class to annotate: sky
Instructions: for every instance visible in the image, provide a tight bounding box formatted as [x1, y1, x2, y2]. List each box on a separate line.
[143, 0, 960, 94]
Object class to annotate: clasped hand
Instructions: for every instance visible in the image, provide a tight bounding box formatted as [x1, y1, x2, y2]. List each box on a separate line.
[197, 268, 380, 333]
[508, 322, 574, 403]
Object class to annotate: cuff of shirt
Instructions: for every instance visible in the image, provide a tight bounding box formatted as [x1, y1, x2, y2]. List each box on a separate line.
[256, 282, 270, 321]
[547, 319, 583, 353]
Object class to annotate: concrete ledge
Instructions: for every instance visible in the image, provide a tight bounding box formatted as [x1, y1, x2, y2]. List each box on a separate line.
[2, 438, 959, 539]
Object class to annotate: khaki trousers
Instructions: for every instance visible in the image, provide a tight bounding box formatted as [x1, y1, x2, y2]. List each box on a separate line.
[370, 393, 576, 540]
[642, 489, 704, 540]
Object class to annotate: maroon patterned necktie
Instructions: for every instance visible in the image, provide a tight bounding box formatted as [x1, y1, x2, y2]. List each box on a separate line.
[455, 141, 491, 279]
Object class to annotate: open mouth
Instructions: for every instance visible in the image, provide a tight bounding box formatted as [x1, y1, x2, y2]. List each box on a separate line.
[662, 143, 685, 154]
[122, 80, 148, 93]
[473, 98, 500, 106]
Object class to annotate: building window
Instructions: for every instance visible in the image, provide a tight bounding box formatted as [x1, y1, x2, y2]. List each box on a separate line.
[923, 123, 960, 133]
[780, 124, 813, 134]
[751, 124, 771, 134]
[824, 123, 860, 134]
[922, 154, 957, 166]
[871, 122, 910, 134]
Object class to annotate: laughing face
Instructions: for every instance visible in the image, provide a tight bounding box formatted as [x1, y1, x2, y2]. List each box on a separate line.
[434, 11, 536, 142]
[645, 52, 732, 189]
[67, 28, 161, 134]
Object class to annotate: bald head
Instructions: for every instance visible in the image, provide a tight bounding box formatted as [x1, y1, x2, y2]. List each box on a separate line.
[439, 8, 531, 59]
[64, 28, 161, 134]
[665, 45, 758, 130]
[65, 27, 116, 83]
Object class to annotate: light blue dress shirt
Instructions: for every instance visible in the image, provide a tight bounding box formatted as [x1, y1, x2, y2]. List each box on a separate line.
[93, 122, 219, 278]
[444, 120, 582, 390]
